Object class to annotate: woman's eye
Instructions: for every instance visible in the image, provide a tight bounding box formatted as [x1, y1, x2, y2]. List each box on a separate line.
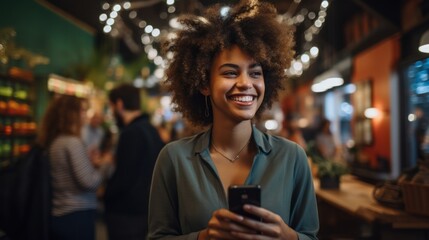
[250, 71, 263, 78]
[222, 71, 237, 77]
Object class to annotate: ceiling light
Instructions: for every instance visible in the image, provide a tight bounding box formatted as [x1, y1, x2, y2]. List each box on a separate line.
[110, 11, 118, 18]
[154, 56, 163, 66]
[129, 11, 137, 19]
[123, 2, 131, 9]
[103, 25, 112, 33]
[141, 35, 151, 44]
[138, 21, 147, 28]
[293, 60, 303, 71]
[321, 0, 329, 9]
[419, 30, 429, 53]
[152, 28, 160, 37]
[311, 69, 344, 93]
[310, 46, 319, 57]
[264, 120, 279, 131]
[145, 25, 153, 33]
[301, 54, 310, 63]
[113, 4, 121, 12]
[102, 3, 110, 10]
[364, 108, 380, 119]
[106, 18, 115, 26]
[315, 19, 322, 27]
[169, 17, 182, 29]
[99, 13, 107, 22]
[168, 6, 176, 13]
[220, 6, 231, 17]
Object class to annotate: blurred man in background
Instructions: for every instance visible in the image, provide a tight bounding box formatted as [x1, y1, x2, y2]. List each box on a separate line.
[103, 84, 164, 240]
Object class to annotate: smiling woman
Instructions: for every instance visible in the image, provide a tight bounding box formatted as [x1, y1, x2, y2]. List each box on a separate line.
[202, 46, 265, 123]
[162, 1, 294, 127]
[147, 1, 319, 240]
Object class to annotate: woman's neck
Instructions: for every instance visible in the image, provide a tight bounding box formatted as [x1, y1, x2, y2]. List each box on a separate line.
[211, 120, 253, 148]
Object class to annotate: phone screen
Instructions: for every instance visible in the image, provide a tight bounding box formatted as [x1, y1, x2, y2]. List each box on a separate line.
[228, 185, 261, 221]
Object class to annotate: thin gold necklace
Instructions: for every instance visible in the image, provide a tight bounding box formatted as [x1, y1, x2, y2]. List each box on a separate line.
[211, 140, 250, 163]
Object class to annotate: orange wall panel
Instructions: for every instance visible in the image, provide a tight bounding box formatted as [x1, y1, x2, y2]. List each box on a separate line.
[352, 35, 400, 168]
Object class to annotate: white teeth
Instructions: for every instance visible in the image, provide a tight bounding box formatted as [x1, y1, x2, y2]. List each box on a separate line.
[230, 96, 253, 102]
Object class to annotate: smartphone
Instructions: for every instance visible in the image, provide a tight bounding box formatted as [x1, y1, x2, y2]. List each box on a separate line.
[228, 185, 261, 221]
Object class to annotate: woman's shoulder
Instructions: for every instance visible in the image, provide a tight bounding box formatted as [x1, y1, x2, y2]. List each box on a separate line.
[163, 131, 205, 151]
[51, 135, 83, 147]
[260, 131, 307, 156]
[155, 132, 207, 171]
[260, 130, 299, 148]
[159, 130, 209, 158]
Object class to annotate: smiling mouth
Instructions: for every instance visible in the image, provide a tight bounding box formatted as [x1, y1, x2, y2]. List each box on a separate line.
[229, 95, 255, 103]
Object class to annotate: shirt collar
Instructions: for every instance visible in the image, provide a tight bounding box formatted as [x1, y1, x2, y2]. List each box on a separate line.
[194, 125, 272, 156]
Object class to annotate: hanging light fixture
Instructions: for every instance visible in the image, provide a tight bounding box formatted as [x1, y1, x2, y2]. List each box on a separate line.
[311, 69, 344, 93]
[419, 30, 429, 53]
[310, 57, 351, 93]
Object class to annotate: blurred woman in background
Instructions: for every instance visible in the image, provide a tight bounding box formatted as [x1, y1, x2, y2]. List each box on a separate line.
[315, 118, 338, 160]
[37, 94, 108, 240]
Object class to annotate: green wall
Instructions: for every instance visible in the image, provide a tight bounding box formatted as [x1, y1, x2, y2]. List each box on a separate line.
[0, 0, 95, 75]
[0, 0, 96, 121]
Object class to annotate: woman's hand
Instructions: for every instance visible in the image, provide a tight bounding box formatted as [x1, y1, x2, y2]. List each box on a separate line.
[89, 148, 102, 168]
[199, 206, 298, 240]
[198, 208, 256, 240]
[230, 205, 298, 240]
[90, 148, 113, 169]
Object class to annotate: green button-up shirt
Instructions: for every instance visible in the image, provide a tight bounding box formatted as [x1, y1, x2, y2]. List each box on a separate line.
[148, 126, 319, 240]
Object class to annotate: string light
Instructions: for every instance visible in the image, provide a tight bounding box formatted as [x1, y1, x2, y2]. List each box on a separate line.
[99, 0, 331, 86]
[99, 0, 176, 86]
[286, 0, 331, 78]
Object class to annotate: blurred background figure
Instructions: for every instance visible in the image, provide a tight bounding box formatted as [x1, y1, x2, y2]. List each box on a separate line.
[81, 111, 114, 172]
[81, 111, 105, 153]
[103, 84, 164, 240]
[37, 94, 109, 240]
[285, 113, 307, 150]
[156, 119, 172, 144]
[315, 118, 339, 160]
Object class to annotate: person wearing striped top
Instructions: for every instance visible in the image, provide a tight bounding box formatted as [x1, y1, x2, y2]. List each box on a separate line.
[37, 95, 107, 240]
[49, 136, 102, 216]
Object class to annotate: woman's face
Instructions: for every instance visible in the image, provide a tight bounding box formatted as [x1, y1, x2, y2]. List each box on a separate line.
[206, 45, 265, 123]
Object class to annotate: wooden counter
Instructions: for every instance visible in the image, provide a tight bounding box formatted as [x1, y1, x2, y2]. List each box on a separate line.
[314, 175, 429, 239]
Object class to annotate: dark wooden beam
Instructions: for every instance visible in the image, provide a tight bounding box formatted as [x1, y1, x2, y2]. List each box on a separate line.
[351, 0, 401, 30]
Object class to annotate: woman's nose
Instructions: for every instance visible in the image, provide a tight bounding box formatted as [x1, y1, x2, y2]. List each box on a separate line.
[236, 75, 252, 89]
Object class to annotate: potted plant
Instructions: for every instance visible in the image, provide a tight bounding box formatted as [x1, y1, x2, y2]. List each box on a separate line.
[316, 159, 348, 189]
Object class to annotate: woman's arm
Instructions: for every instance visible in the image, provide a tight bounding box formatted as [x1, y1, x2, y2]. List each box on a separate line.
[66, 137, 103, 191]
[289, 144, 319, 240]
[148, 146, 200, 240]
